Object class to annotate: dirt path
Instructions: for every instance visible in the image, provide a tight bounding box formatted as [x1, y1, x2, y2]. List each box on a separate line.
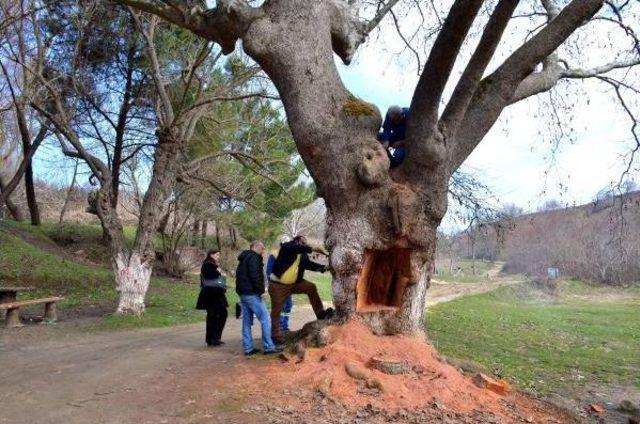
[427, 264, 523, 306]
[0, 309, 316, 424]
[0, 270, 526, 424]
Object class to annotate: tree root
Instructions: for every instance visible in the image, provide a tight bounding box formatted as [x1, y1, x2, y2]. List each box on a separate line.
[285, 319, 332, 348]
[369, 356, 411, 375]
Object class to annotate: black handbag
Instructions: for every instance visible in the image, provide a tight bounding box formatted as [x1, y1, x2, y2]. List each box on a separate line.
[201, 275, 227, 289]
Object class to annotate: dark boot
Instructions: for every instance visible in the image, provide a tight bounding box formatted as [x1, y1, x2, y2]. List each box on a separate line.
[318, 307, 335, 320]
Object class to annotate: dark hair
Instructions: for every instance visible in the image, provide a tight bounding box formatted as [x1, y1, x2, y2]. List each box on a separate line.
[293, 235, 305, 243]
[206, 250, 220, 262]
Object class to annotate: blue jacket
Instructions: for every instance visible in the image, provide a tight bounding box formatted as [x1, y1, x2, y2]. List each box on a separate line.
[380, 107, 409, 145]
[266, 250, 278, 277]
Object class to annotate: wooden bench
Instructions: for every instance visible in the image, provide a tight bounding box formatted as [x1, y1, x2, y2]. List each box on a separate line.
[0, 297, 64, 328]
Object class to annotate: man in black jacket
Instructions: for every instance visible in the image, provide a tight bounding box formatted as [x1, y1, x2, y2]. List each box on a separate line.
[268, 235, 333, 343]
[235, 241, 281, 355]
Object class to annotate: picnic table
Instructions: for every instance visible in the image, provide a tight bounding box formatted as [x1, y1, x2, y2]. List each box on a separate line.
[0, 286, 63, 328]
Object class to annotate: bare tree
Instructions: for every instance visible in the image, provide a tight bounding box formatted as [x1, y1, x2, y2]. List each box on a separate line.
[112, 0, 638, 333]
[501, 191, 640, 285]
[0, 1, 51, 225]
[538, 198, 562, 211]
[5, 1, 274, 314]
[282, 199, 326, 240]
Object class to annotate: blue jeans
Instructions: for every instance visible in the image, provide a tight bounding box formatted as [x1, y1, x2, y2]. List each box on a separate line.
[279, 295, 293, 332]
[240, 294, 276, 353]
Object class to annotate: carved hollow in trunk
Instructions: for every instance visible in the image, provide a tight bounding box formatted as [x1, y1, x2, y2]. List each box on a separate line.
[356, 248, 412, 313]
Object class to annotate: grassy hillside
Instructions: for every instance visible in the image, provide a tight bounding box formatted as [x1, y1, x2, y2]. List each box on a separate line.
[0, 220, 333, 330]
[0, 221, 209, 330]
[426, 280, 640, 397]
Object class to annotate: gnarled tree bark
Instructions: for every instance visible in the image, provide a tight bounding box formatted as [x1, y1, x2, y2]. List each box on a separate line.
[116, 0, 616, 333]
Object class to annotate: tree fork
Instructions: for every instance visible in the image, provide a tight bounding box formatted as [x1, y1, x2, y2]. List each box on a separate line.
[114, 0, 611, 334]
[241, 0, 446, 335]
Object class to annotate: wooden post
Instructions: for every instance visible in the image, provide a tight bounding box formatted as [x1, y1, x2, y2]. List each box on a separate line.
[44, 302, 58, 323]
[0, 291, 16, 320]
[5, 307, 21, 328]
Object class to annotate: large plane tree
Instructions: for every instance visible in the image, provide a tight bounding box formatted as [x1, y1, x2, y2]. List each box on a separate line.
[115, 0, 639, 334]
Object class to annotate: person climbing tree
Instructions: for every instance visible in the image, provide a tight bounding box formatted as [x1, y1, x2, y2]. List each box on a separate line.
[268, 235, 332, 343]
[379, 105, 410, 168]
[266, 242, 294, 333]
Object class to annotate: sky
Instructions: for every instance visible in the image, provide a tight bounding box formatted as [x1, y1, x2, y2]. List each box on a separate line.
[27, 2, 640, 229]
[336, 17, 639, 219]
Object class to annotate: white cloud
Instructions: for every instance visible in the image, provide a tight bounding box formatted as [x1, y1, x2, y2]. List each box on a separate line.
[337, 15, 639, 217]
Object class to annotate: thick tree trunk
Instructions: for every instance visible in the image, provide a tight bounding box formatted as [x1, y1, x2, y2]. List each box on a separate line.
[114, 251, 152, 315]
[24, 160, 40, 226]
[88, 168, 153, 316]
[92, 132, 181, 314]
[113, 130, 184, 312]
[243, 0, 448, 335]
[115, 0, 607, 335]
[326, 215, 438, 335]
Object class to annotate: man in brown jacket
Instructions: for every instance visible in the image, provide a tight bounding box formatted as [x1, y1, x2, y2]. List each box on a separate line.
[268, 235, 333, 343]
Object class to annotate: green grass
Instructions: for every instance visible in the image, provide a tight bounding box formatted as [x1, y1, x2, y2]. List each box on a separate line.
[100, 280, 204, 330]
[1, 219, 341, 331]
[0, 221, 207, 330]
[1, 219, 137, 244]
[0, 229, 117, 308]
[304, 271, 333, 303]
[0, 220, 139, 266]
[426, 281, 640, 395]
[435, 259, 496, 283]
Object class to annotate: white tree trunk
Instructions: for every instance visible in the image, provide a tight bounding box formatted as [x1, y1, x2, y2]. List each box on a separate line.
[114, 252, 152, 316]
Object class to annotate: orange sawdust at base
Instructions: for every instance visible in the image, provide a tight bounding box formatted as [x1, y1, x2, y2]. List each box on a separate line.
[240, 319, 574, 423]
[299, 319, 500, 412]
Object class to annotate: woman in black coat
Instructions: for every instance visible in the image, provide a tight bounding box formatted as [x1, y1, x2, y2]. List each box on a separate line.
[196, 250, 228, 346]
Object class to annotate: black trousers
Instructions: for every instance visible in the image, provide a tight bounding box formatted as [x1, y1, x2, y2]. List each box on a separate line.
[206, 307, 228, 345]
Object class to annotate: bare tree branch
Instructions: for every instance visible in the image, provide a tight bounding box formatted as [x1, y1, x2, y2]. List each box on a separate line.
[440, 0, 520, 134]
[597, 76, 640, 183]
[129, 11, 175, 125]
[365, 0, 402, 34]
[185, 91, 281, 113]
[113, 0, 264, 54]
[389, 8, 422, 75]
[452, 0, 605, 170]
[407, 0, 485, 137]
